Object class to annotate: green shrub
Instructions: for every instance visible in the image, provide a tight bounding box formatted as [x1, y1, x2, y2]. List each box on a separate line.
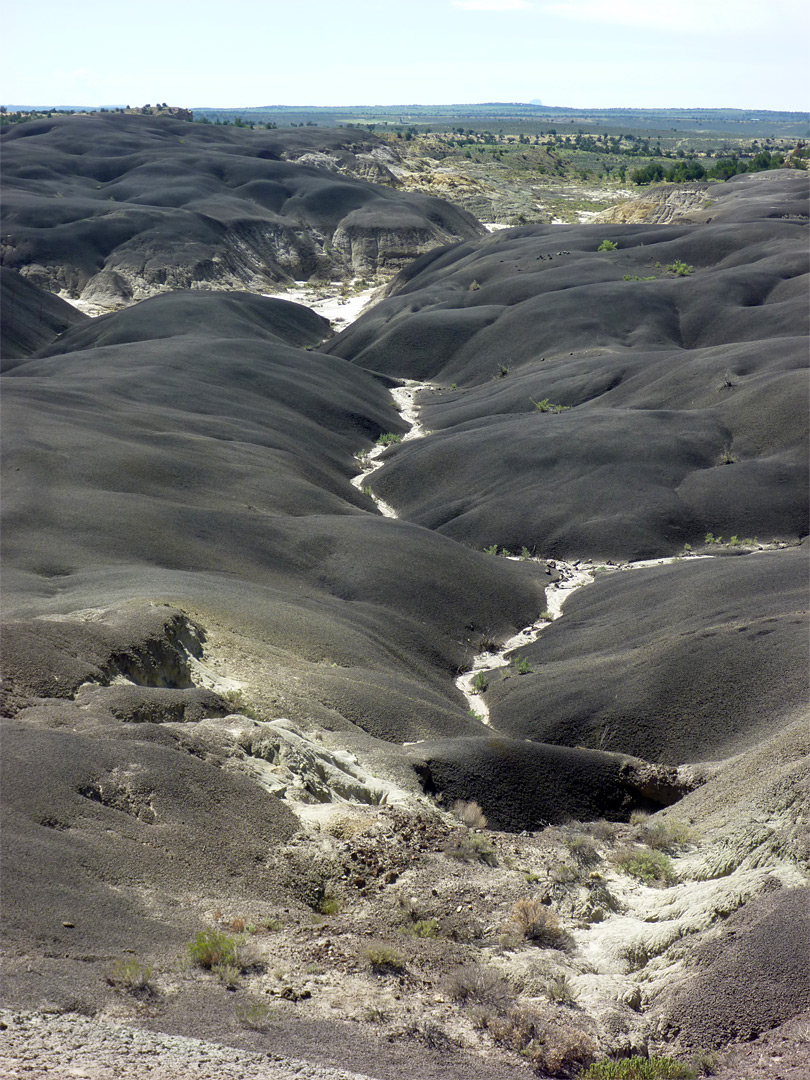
[377, 432, 402, 445]
[187, 930, 240, 970]
[404, 918, 440, 938]
[597, 239, 618, 251]
[443, 832, 498, 866]
[530, 396, 569, 413]
[584, 1055, 697, 1079]
[472, 671, 489, 694]
[614, 847, 675, 885]
[318, 895, 342, 915]
[666, 260, 694, 276]
[365, 945, 406, 974]
[511, 656, 533, 675]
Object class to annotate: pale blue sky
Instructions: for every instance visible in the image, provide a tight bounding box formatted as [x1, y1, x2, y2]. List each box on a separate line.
[3, 0, 808, 111]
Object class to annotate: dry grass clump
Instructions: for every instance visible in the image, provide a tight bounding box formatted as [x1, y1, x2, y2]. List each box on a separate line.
[484, 1005, 596, 1076]
[405, 1020, 457, 1050]
[451, 799, 488, 829]
[583, 1056, 697, 1079]
[442, 964, 514, 1011]
[106, 958, 154, 996]
[639, 818, 693, 852]
[234, 999, 277, 1030]
[564, 832, 600, 866]
[506, 898, 569, 949]
[588, 819, 619, 842]
[545, 974, 578, 1005]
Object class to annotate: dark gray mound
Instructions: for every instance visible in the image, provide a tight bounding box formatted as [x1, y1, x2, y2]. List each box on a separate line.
[0, 266, 88, 365]
[484, 547, 809, 763]
[409, 736, 682, 831]
[35, 286, 333, 352]
[1, 719, 299, 944]
[1, 289, 546, 734]
[657, 885, 810, 1050]
[0, 716, 300, 1016]
[0, 114, 483, 302]
[323, 172, 808, 558]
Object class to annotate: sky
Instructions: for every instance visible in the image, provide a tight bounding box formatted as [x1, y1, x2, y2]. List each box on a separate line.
[3, 0, 809, 112]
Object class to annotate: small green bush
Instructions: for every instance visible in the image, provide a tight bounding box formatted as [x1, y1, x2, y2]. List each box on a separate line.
[511, 656, 533, 675]
[472, 671, 489, 694]
[666, 260, 694, 277]
[318, 895, 342, 915]
[584, 1055, 697, 1079]
[187, 930, 240, 970]
[444, 832, 498, 866]
[365, 945, 406, 975]
[614, 847, 675, 885]
[598, 239, 618, 251]
[530, 396, 569, 413]
[377, 432, 402, 445]
[404, 918, 440, 938]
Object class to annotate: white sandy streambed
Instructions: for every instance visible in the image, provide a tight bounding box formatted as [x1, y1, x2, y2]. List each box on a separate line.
[350, 379, 435, 518]
[268, 281, 379, 331]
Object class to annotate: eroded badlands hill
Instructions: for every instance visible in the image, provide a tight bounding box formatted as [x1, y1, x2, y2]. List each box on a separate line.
[1, 169, 808, 1078]
[0, 115, 483, 307]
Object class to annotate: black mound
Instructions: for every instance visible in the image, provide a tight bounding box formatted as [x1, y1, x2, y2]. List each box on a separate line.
[657, 885, 810, 1050]
[324, 172, 809, 558]
[409, 736, 680, 831]
[484, 547, 809, 764]
[1, 114, 483, 302]
[0, 266, 88, 365]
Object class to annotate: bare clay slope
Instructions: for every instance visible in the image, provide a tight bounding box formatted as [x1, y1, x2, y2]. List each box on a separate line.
[0, 114, 484, 306]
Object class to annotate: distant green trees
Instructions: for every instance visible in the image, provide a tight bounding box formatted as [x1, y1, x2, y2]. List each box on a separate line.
[631, 150, 786, 185]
